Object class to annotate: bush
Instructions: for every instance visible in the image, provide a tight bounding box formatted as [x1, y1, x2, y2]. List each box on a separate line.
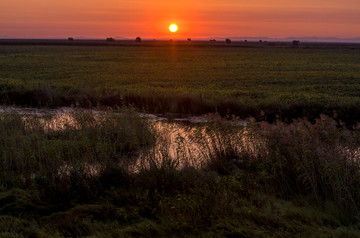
[258, 115, 360, 213]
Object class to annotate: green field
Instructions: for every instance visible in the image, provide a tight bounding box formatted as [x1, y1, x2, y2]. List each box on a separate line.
[2, 41, 360, 237]
[1, 41, 360, 123]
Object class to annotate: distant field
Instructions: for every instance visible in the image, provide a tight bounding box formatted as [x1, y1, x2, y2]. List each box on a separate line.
[0, 40, 360, 123]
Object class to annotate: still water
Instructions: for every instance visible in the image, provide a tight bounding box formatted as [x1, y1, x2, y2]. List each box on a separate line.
[0, 106, 258, 172]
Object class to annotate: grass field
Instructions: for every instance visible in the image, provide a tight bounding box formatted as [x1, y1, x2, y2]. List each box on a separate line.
[1, 40, 360, 124]
[2, 40, 360, 237]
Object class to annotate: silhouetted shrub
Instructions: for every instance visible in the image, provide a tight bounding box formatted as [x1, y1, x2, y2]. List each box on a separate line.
[225, 38, 231, 44]
[135, 37, 141, 42]
[292, 40, 300, 47]
[106, 37, 115, 42]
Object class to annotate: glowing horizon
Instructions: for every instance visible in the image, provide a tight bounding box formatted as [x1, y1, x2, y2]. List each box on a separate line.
[1, 0, 359, 39]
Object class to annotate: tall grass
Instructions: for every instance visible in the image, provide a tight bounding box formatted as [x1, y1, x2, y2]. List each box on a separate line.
[258, 116, 360, 214]
[1, 110, 360, 236]
[186, 115, 360, 214]
[0, 109, 154, 191]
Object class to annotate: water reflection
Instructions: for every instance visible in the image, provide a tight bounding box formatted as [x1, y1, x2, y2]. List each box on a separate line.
[0, 106, 255, 174]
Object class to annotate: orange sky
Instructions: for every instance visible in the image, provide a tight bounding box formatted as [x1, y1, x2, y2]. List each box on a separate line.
[1, 0, 359, 39]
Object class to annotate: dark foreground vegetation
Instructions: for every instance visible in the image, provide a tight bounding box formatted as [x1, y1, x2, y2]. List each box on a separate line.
[1, 109, 360, 237]
[0, 41, 360, 125]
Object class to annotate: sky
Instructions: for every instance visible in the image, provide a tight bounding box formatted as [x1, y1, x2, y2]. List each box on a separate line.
[1, 0, 360, 39]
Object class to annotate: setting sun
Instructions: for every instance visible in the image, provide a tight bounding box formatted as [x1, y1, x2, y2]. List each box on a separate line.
[169, 24, 178, 33]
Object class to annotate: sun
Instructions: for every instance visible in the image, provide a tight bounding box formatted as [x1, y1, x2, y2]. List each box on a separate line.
[169, 24, 178, 33]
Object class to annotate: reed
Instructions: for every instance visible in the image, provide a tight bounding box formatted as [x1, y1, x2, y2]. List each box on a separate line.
[0, 110, 360, 237]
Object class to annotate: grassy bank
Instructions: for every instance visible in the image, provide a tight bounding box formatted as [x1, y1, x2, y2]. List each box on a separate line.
[0, 43, 360, 124]
[1, 110, 360, 237]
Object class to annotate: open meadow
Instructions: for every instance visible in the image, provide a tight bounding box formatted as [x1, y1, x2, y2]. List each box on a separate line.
[1, 40, 360, 123]
[1, 40, 360, 237]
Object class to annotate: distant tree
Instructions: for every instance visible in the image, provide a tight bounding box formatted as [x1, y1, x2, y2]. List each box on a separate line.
[244, 40, 248, 43]
[106, 37, 115, 42]
[68, 37, 74, 41]
[259, 40, 263, 43]
[187, 38, 191, 41]
[292, 40, 300, 47]
[210, 39, 216, 42]
[225, 38, 231, 44]
[135, 37, 141, 42]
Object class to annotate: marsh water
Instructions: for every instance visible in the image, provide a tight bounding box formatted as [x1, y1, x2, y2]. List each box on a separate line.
[0, 106, 254, 170]
[2, 106, 356, 177]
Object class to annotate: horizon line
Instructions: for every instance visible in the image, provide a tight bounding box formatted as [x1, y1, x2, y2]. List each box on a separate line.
[1, 36, 360, 43]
